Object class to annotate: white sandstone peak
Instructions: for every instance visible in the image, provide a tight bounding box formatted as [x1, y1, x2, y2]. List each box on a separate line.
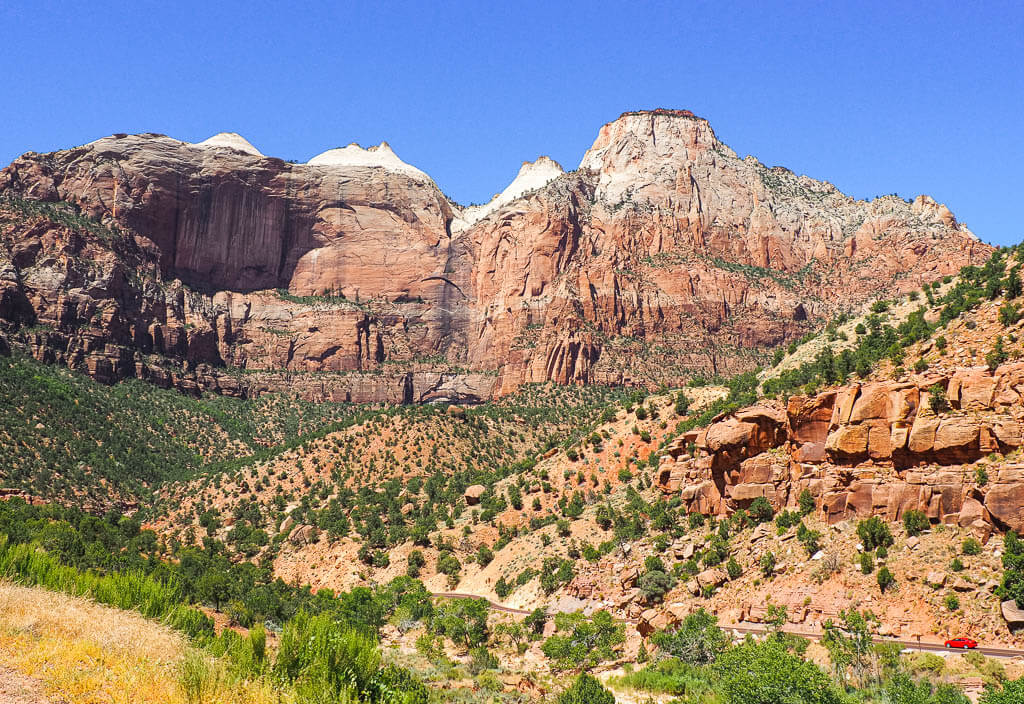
[306, 142, 431, 181]
[196, 132, 264, 156]
[453, 156, 565, 232]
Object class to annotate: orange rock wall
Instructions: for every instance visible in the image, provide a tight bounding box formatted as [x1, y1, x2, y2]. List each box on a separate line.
[658, 364, 1024, 533]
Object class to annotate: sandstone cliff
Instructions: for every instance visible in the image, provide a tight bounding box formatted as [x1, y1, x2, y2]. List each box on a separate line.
[0, 112, 987, 400]
[656, 365, 1024, 534]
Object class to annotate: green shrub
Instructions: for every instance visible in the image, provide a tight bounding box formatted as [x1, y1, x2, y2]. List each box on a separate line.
[431, 598, 489, 650]
[1000, 302, 1022, 327]
[903, 510, 930, 537]
[651, 608, 729, 665]
[749, 497, 775, 524]
[467, 646, 498, 675]
[715, 639, 843, 704]
[639, 569, 672, 603]
[798, 489, 816, 516]
[963, 538, 982, 556]
[542, 611, 624, 670]
[557, 673, 615, 704]
[980, 676, 1024, 704]
[857, 516, 894, 551]
[976, 466, 989, 487]
[877, 567, 895, 593]
[726, 557, 742, 580]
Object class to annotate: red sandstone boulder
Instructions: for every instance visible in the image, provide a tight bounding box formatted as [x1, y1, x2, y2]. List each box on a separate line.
[826, 424, 869, 460]
[907, 416, 940, 455]
[464, 485, 486, 506]
[985, 484, 1024, 532]
[949, 367, 996, 410]
[958, 497, 986, 527]
[787, 392, 836, 445]
[705, 420, 755, 453]
[932, 417, 982, 462]
[793, 442, 826, 463]
[849, 382, 918, 424]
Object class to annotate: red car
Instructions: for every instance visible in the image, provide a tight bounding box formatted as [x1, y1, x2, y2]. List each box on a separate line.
[944, 637, 978, 649]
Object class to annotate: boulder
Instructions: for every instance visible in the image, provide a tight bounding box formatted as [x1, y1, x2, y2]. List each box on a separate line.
[957, 498, 985, 527]
[735, 454, 775, 484]
[826, 424, 869, 459]
[994, 599, 1018, 626]
[464, 484, 486, 505]
[831, 385, 860, 427]
[949, 368, 996, 410]
[620, 568, 639, 589]
[705, 419, 755, 452]
[932, 417, 981, 462]
[637, 608, 659, 636]
[696, 568, 727, 590]
[992, 419, 1024, 448]
[849, 382, 917, 424]
[793, 441, 826, 463]
[984, 485, 1024, 532]
[908, 416, 940, 455]
[994, 363, 1024, 407]
[787, 392, 836, 444]
[279, 515, 295, 535]
[727, 483, 773, 503]
[288, 524, 315, 546]
[970, 519, 994, 544]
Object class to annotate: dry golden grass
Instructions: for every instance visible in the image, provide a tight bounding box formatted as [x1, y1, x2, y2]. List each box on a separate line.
[0, 582, 286, 704]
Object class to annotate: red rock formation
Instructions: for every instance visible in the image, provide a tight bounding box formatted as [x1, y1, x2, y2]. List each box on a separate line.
[0, 112, 987, 400]
[657, 363, 1024, 533]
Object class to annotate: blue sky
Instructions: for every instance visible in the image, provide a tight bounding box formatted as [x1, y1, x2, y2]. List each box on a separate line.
[1, 1, 1021, 244]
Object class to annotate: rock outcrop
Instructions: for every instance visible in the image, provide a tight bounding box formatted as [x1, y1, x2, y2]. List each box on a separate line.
[657, 363, 1024, 533]
[0, 111, 986, 400]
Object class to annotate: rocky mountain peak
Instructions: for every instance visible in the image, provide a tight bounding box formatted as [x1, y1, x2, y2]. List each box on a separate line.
[578, 108, 729, 204]
[306, 141, 432, 182]
[453, 155, 565, 232]
[195, 132, 264, 156]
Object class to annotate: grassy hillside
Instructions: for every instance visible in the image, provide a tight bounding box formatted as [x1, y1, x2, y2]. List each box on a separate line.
[154, 382, 632, 560]
[0, 353, 361, 507]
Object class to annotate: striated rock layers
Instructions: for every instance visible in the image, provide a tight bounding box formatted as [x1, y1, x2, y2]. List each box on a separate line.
[656, 363, 1024, 534]
[0, 110, 987, 401]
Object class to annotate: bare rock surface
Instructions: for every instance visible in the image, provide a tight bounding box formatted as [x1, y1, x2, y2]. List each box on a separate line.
[0, 111, 986, 400]
[658, 363, 1024, 532]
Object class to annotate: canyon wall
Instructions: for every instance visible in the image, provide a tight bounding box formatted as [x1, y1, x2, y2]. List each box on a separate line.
[0, 110, 986, 400]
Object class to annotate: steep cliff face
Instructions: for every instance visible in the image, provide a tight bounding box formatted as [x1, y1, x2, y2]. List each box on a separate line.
[656, 365, 1024, 534]
[0, 112, 987, 400]
[466, 110, 986, 393]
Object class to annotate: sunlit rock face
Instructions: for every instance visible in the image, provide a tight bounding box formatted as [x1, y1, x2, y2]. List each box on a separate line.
[0, 112, 986, 400]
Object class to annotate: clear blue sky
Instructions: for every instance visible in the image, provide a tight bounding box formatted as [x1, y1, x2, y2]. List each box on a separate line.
[2, 1, 1021, 244]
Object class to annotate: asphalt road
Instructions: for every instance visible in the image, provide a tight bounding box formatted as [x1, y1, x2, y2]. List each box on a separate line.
[729, 622, 1023, 660]
[432, 592, 1024, 659]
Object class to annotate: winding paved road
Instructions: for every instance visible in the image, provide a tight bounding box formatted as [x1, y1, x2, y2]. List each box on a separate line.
[432, 592, 1024, 659]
